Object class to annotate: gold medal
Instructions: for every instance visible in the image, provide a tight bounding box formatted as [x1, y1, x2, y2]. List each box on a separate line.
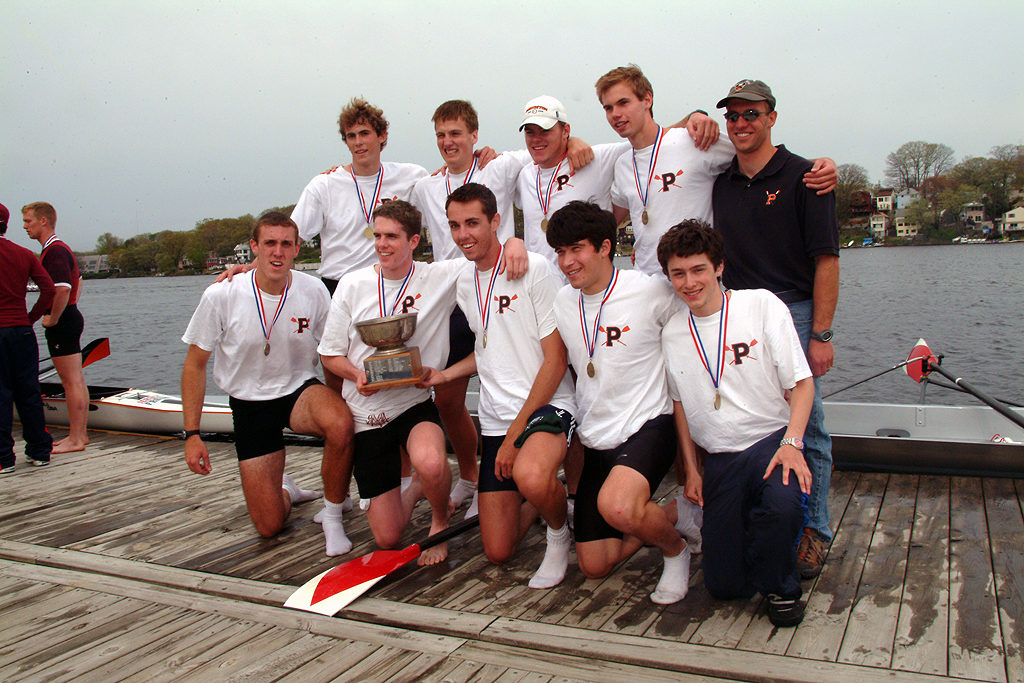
[641, 209, 649, 225]
[364, 225, 374, 239]
[482, 332, 487, 349]
[586, 361, 595, 378]
[264, 341, 271, 356]
[541, 217, 549, 232]
[714, 391, 721, 410]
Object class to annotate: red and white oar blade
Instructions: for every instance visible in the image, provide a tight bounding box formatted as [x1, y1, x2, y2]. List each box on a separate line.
[904, 338, 936, 383]
[284, 544, 420, 616]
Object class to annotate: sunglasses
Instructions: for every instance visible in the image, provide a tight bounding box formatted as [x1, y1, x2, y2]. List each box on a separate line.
[723, 109, 771, 123]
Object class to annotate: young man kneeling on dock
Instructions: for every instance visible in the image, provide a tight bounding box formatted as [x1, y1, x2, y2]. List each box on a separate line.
[422, 183, 577, 587]
[658, 220, 812, 627]
[546, 201, 690, 605]
[317, 201, 467, 566]
[181, 211, 354, 545]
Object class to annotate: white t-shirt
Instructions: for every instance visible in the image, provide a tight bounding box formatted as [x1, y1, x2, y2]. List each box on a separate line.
[552, 268, 681, 450]
[182, 270, 329, 401]
[292, 162, 428, 280]
[317, 259, 464, 432]
[611, 128, 734, 276]
[457, 252, 575, 436]
[516, 142, 629, 271]
[663, 289, 811, 454]
[412, 150, 532, 262]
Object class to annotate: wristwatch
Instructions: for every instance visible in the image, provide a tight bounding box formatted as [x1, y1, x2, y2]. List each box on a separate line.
[810, 328, 834, 343]
[780, 437, 804, 450]
[183, 429, 202, 439]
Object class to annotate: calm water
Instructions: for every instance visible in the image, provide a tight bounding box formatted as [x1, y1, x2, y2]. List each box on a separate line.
[32, 243, 1024, 406]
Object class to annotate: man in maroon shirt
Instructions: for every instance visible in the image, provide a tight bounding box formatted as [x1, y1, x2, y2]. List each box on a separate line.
[1, 201, 56, 472]
[23, 202, 89, 453]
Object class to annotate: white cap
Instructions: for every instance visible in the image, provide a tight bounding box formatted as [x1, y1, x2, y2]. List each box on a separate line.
[519, 95, 569, 131]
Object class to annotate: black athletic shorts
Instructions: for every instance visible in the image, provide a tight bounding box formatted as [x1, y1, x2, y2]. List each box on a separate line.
[479, 405, 576, 494]
[352, 399, 443, 499]
[321, 277, 339, 296]
[228, 378, 321, 461]
[445, 305, 475, 368]
[574, 412, 676, 543]
[44, 304, 84, 357]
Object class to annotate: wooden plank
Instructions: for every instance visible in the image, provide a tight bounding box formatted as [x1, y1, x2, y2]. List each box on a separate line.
[948, 477, 1005, 683]
[0, 560, 464, 657]
[73, 612, 241, 683]
[121, 622, 276, 683]
[275, 640, 384, 683]
[330, 646, 427, 681]
[787, 472, 888, 661]
[891, 475, 950, 675]
[219, 631, 338, 681]
[8, 603, 190, 682]
[163, 626, 309, 681]
[984, 477, 1024, 683]
[838, 474, 918, 667]
[481, 617, 963, 683]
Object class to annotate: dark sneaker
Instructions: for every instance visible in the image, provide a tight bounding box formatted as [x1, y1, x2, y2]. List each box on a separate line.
[27, 458, 50, 467]
[0, 465, 15, 475]
[796, 527, 828, 579]
[767, 594, 805, 627]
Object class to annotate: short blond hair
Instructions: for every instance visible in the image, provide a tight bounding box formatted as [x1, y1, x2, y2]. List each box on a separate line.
[22, 201, 57, 227]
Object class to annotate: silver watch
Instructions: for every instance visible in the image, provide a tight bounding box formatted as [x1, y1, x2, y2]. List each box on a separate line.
[780, 437, 804, 450]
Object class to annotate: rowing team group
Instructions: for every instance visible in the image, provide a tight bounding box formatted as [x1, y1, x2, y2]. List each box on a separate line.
[183, 69, 839, 628]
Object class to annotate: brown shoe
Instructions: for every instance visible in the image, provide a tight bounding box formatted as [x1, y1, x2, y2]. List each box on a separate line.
[796, 527, 828, 579]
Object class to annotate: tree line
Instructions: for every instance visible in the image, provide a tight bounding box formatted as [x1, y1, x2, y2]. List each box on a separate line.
[91, 205, 320, 276]
[836, 142, 1024, 238]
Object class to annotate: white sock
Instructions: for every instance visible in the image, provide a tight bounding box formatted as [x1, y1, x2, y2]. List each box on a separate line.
[313, 494, 352, 524]
[529, 523, 571, 589]
[322, 499, 352, 556]
[282, 474, 321, 504]
[675, 496, 703, 554]
[450, 478, 477, 508]
[651, 546, 691, 605]
[464, 490, 479, 520]
[400, 476, 413, 494]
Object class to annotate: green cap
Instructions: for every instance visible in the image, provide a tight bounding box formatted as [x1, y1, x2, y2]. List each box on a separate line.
[716, 79, 775, 110]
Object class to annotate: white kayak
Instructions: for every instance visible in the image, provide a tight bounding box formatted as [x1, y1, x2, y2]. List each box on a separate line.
[40, 382, 234, 435]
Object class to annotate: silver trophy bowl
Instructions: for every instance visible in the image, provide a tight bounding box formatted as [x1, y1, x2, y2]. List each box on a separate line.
[355, 313, 418, 354]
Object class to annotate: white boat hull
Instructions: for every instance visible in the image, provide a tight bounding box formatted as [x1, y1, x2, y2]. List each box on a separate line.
[39, 383, 234, 435]
[826, 401, 1024, 477]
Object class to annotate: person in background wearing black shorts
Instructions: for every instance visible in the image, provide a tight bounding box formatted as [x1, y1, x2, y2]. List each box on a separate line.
[22, 202, 89, 454]
[181, 212, 353, 542]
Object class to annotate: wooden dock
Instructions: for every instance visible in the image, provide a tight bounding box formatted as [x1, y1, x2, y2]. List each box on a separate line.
[1, 426, 1021, 682]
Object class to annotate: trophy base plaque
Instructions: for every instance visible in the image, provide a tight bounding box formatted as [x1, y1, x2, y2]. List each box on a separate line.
[363, 346, 423, 389]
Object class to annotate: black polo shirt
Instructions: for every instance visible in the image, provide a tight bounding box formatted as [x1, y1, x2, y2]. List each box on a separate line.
[712, 145, 838, 300]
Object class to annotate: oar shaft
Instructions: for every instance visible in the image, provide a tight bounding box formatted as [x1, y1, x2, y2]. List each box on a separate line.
[928, 362, 1024, 430]
[418, 516, 480, 551]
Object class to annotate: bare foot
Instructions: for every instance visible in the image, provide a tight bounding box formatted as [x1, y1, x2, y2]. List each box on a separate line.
[52, 437, 88, 454]
[418, 518, 449, 566]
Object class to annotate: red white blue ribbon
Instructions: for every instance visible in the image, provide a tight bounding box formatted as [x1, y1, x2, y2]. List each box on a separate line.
[378, 263, 415, 317]
[632, 125, 664, 211]
[475, 244, 503, 344]
[688, 288, 729, 395]
[535, 155, 567, 220]
[579, 267, 618, 368]
[252, 270, 290, 351]
[350, 165, 385, 226]
[445, 157, 478, 196]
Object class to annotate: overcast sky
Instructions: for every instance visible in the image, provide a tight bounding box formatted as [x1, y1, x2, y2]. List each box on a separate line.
[3, 0, 1021, 251]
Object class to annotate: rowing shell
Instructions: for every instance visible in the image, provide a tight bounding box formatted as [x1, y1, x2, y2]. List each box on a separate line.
[39, 382, 234, 434]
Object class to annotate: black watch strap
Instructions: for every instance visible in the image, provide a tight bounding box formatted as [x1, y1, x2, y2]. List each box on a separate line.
[183, 429, 202, 439]
[811, 329, 834, 343]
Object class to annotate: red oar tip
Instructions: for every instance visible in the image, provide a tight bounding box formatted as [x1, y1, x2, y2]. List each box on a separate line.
[905, 339, 937, 383]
